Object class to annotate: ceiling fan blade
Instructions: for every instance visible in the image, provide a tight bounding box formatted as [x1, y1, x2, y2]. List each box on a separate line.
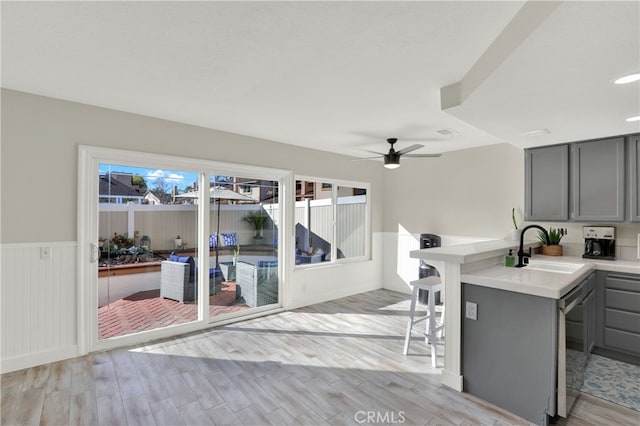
[351, 156, 382, 161]
[403, 153, 443, 158]
[362, 149, 386, 156]
[395, 144, 424, 155]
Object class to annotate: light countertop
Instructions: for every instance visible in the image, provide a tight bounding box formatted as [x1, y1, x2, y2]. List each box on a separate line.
[410, 239, 541, 264]
[410, 239, 639, 299]
[461, 261, 593, 299]
[462, 256, 638, 299]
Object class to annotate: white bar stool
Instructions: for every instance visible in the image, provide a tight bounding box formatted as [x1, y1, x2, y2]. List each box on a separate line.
[403, 276, 444, 368]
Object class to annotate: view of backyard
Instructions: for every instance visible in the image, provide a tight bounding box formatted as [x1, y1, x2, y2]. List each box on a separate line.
[98, 165, 280, 340]
[97, 164, 367, 341]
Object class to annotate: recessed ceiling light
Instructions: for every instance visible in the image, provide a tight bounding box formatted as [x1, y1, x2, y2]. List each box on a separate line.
[625, 115, 640, 122]
[614, 73, 640, 84]
[520, 128, 551, 136]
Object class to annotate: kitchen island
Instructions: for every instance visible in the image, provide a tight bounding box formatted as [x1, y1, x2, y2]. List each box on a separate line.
[410, 240, 637, 390]
[410, 239, 544, 391]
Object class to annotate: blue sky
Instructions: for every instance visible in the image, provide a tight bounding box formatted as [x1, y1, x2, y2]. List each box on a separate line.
[99, 164, 199, 192]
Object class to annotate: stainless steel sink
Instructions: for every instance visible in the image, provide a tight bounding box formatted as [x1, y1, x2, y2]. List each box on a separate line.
[525, 259, 584, 274]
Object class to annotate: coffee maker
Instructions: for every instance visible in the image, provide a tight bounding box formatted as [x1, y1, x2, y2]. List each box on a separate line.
[583, 226, 616, 260]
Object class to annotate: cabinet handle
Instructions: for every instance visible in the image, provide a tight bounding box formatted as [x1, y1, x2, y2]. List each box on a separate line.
[608, 273, 640, 282]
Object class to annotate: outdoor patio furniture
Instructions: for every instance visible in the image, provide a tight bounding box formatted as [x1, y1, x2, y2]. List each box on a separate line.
[160, 258, 194, 302]
[235, 260, 278, 307]
[160, 255, 222, 303]
[295, 248, 326, 264]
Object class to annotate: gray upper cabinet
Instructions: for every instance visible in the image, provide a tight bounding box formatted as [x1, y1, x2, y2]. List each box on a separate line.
[525, 144, 569, 221]
[630, 134, 640, 222]
[572, 137, 625, 222]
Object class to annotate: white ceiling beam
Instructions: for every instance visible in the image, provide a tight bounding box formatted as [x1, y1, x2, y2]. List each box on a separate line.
[441, 0, 563, 110]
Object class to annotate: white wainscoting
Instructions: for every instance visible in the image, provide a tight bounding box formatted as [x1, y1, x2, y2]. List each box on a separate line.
[381, 232, 421, 294]
[381, 232, 494, 294]
[1, 242, 78, 373]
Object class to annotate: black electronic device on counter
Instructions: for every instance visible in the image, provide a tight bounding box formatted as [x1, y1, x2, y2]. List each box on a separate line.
[418, 234, 441, 304]
[582, 226, 616, 260]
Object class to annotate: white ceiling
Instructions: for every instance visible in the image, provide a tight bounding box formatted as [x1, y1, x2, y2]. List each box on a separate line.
[2, 1, 639, 159]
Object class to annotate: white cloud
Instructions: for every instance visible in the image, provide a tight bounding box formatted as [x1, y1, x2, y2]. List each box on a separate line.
[145, 169, 185, 183]
[166, 173, 186, 184]
[145, 169, 165, 182]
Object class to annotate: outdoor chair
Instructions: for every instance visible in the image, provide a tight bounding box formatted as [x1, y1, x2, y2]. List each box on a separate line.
[160, 254, 222, 303]
[295, 247, 326, 264]
[235, 260, 278, 307]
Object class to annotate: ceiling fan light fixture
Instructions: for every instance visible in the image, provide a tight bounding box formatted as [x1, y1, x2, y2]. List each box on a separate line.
[384, 155, 400, 169]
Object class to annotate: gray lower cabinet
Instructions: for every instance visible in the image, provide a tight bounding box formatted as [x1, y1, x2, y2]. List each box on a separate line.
[594, 272, 640, 362]
[630, 134, 640, 222]
[525, 144, 569, 221]
[603, 272, 640, 355]
[572, 137, 625, 222]
[462, 283, 557, 425]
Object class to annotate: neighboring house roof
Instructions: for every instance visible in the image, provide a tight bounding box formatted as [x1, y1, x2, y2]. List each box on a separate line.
[144, 189, 173, 204]
[99, 173, 144, 198]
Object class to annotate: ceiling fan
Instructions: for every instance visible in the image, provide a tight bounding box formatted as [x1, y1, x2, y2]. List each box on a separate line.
[358, 138, 442, 169]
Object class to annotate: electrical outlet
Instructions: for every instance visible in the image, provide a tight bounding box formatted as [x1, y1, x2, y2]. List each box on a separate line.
[465, 301, 478, 321]
[40, 247, 52, 260]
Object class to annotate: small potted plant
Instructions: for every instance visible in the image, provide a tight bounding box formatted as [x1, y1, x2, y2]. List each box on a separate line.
[243, 211, 269, 241]
[538, 227, 565, 256]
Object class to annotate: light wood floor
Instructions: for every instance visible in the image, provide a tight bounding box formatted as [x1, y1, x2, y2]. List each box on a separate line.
[2, 289, 638, 425]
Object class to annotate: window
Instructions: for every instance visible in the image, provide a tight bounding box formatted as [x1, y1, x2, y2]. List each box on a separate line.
[294, 177, 369, 266]
[337, 185, 367, 259]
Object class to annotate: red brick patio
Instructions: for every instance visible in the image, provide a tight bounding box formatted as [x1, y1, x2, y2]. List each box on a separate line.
[98, 281, 249, 339]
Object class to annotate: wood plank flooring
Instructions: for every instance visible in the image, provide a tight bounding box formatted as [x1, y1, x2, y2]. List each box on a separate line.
[2, 289, 638, 425]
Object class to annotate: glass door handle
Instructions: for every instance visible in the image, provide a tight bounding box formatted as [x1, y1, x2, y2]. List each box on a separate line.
[90, 243, 100, 263]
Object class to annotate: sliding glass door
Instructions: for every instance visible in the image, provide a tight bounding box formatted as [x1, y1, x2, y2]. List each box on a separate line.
[98, 164, 201, 340]
[79, 145, 287, 352]
[207, 175, 280, 311]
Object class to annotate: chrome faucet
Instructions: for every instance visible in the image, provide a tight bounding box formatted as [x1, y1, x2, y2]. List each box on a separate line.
[516, 224, 550, 268]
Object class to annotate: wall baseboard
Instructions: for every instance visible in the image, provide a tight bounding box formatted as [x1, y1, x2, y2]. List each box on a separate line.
[1, 345, 78, 374]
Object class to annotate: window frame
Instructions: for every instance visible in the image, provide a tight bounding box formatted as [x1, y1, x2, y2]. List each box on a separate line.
[293, 175, 371, 268]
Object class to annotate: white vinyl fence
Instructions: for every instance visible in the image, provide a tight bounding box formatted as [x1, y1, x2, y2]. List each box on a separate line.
[99, 203, 276, 250]
[293, 196, 366, 258]
[99, 195, 365, 257]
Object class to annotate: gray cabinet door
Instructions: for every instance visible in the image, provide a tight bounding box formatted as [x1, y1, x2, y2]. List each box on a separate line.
[603, 272, 640, 356]
[630, 134, 640, 222]
[525, 144, 569, 221]
[572, 137, 625, 221]
[462, 283, 557, 424]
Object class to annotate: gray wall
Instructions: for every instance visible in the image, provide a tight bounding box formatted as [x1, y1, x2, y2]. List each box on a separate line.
[382, 143, 524, 238]
[381, 141, 639, 255]
[1, 89, 384, 243]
